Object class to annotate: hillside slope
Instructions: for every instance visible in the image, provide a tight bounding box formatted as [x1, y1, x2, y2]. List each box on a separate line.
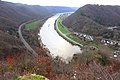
[0, 1, 75, 58]
[0, 1, 51, 31]
[77, 4, 120, 26]
[63, 4, 120, 39]
[0, 1, 75, 31]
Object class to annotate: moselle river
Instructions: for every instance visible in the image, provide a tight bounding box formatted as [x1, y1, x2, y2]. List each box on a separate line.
[39, 13, 82, 61]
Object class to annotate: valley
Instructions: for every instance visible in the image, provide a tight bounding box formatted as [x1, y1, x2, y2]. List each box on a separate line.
[0, 0, 120, 80]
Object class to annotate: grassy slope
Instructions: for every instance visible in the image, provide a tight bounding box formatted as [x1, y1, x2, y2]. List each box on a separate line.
[56, 18, 82, 45]
[25, 20, 40, 30]
[57, 19, 70, 34]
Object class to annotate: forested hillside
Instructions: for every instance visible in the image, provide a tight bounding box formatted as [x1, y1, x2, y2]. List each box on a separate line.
[63, 4, 120, 40]
[0, 1, 75, 58]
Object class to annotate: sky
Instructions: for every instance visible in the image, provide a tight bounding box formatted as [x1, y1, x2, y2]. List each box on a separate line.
[2, 0, 120, 7]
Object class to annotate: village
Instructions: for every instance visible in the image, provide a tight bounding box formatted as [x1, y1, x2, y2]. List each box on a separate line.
[71, 30, 120, 59]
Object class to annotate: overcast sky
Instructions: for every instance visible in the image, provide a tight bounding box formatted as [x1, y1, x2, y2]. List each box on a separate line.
[2, 0, 120, 7]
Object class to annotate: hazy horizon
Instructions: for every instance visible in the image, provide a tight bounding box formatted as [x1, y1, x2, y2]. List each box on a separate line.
[2, 0, 120, 7]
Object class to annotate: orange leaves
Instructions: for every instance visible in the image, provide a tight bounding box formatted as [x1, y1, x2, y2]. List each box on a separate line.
[72, 64, 88, 71]
[5, 52, 25, 66]
[34, 55, 53, 78]
[6, 55, 15, 65]
[35, 56, 51, 65]
[35, 56, 42, 64]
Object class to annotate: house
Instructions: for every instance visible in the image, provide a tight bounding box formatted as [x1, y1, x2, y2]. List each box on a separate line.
[101, 39, 114, 45]
[113, 51, 120, 58]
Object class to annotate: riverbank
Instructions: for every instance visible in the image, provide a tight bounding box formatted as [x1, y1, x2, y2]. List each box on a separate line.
[18, 13, 120, 80]
[40, 14, 81, 61]
[1, 13, 120, 80]
[22, 18, 50, 56]
[55, 18, 83, 47]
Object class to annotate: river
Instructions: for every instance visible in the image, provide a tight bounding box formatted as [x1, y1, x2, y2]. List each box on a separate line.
[39, 13, 82, 61]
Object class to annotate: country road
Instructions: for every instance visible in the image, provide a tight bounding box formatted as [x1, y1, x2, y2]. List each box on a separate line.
[18, 21, 38, 56]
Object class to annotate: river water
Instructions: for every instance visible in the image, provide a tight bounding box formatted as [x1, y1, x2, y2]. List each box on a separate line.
[39, 13, 82, 61]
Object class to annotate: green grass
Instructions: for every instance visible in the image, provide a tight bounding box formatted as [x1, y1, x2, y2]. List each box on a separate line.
[86, 41, 100, 48]
[25, 20, 40, 30]
[57, 19, 70, 34]
[66, 34, 82, 44]
[56, 18, 82, 45]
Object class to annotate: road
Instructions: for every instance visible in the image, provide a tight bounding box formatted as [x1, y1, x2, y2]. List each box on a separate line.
[18, 20, 38, 56]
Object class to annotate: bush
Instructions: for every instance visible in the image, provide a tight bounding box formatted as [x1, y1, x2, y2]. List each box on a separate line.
[98, 55, 108, 66]
[15, 74, 48, 80]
